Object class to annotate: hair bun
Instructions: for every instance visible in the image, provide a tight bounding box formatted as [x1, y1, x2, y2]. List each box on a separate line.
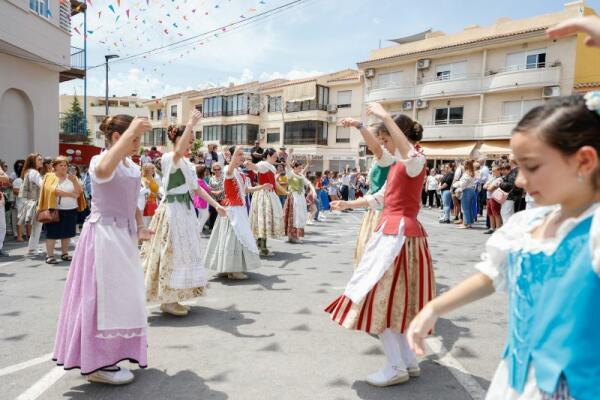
[99, 116, 114, 134]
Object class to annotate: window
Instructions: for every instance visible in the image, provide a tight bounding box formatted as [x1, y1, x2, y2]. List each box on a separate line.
[284, 121, 328, 145]
[435, 62, 467, 81]
[266, 128, 280, 143]
[268, 96, 282, 113]
[170, 105, 177, 118]
[157, 109, 163, 120]
[337, 91, 352, 108]
[502, 99, 544, 121]
[336, 126, 351, 143]
[435, 107, 464, 125]
[286, 87, 328, 113]
[220, 124, 259, 145]
[30, 0, 50, 18]
[376, 71, 403, 88]
[203, 125, 222, 142]
[144, 128, 166, 146]
[150, 110, 154, 120]
[506, 49, 547, 71]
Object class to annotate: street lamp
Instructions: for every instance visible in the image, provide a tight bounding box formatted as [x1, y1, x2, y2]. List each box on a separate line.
[104, 54, 119, 117]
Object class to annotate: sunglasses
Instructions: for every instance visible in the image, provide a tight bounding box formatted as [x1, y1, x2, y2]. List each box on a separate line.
[213, 168, 221, 171]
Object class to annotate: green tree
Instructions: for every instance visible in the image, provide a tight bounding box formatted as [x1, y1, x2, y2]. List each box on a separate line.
[192, 138, 204, 154]
[61, 96, 86, 136]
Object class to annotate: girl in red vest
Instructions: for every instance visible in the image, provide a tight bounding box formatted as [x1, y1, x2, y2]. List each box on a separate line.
[326, 103, 435, 387]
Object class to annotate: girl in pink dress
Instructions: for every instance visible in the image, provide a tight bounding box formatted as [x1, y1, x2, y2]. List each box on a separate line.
[53, 115, 153, 385]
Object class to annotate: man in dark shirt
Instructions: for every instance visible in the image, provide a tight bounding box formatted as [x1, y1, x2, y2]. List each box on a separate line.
[251, 141, 264, 164]
[499, 155, 524, 221]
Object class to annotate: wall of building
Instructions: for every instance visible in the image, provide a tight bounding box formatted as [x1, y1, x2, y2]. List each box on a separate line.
[0, 52, 59, 169]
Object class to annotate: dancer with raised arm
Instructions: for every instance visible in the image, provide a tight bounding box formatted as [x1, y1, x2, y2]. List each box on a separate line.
[53, 115, 153, 385]
[142, 110, 226, 317]
[325, 103, 434, 387]
[205, 146, 272, 280]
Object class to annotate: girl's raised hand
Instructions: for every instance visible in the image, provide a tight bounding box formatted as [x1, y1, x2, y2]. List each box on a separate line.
[128, 117, 152, 137]
[188, 109, 202, 126]
[547, 16, 600, 47]
[366, 102, 389, 120]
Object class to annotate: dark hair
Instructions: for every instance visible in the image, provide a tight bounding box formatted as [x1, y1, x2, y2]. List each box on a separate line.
[167, 125, 186, 144]
[13, 159, 24, 178]
[292, 160, 303, 168]
[196, 164, 207, 179]
[315, 171, 322, 178]
[514, 95, 600, 186]
[100, 114, 134, 147]
[263, 148, 277, 160]
[228, 146, 237, 157]
[374, 114, 424, 143]
[464, 160, 475, 176]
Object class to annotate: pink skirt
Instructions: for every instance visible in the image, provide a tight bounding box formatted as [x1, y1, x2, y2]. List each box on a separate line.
[52, 223, 147, 375]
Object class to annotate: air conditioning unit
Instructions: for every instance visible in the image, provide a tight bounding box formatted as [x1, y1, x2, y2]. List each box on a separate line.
[327, 104, 338, 113]
[365, 68, 376, 78]
[542, 86, 560, 98]
[417, 59, 431, 70]
[416, 99, 429, 109]
[402, 101, 413, 111]
[327, 115, 337, 123]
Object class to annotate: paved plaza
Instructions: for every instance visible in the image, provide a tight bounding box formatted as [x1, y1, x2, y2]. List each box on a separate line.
[0, 208, 507, 400]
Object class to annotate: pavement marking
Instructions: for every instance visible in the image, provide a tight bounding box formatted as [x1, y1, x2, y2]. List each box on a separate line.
[0, 353, 53, 377]
[15, 367, 66, 400]
[0, 259, 24, 268]
[426, 337, 487, 400]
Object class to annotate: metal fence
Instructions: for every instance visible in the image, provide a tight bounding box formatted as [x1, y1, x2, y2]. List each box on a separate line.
[70, 46, 85, 70]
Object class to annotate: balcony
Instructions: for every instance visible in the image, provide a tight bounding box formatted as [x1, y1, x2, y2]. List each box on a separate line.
[59, 46, 86, 82]
[421, 117, 519, 141]
[365, 66, 562, 102]
[59, 112, 89, 143]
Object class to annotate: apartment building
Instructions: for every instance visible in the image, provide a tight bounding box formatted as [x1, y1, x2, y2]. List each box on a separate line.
[143, 70, 364, 172]
[0, 0, 85, 168]
[59, 94, 150, 147]
[358, 0, 600, 160]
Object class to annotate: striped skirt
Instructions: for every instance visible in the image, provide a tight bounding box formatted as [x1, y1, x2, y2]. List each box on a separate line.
[352, 208, 382, 269]
[325, 237, 435, 335]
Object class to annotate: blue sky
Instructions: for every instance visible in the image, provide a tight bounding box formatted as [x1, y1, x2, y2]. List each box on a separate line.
[60, 0, 600, 99]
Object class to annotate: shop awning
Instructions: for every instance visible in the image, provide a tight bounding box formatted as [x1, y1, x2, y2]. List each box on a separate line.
[419, 141, 477, 160]
[420, 140, 512, 160]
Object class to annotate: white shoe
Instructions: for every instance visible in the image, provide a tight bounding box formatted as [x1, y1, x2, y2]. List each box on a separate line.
[366, 366, 409, 387]
[407, 364, 421, 377]
[87, 367, 135, 385]
[228, 272, 248, 280]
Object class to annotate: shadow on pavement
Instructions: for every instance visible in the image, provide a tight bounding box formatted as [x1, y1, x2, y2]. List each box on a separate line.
[209, 271, 297, 291]
[148, 304, 275, 339]
[62, 368, 228, 400]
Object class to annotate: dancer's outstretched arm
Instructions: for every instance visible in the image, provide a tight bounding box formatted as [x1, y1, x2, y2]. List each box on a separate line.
[173, 110, 201, 164]
[330, 197, 368, 210]
[95, 118, 151, 180]
[367, 103, 411, 160]
[195, 186, 227, 216]
[340, 118, 383, 159]
[407, 273, 494, 356]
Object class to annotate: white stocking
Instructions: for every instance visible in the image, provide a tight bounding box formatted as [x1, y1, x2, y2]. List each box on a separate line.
[379, 329, 407, 374]
[396, 332, 418, 367]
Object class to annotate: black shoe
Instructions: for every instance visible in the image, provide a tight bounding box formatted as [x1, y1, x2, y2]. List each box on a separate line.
[483, 229, 495, 235]
[439, 219, 450, 224]
[0, 250, 8, 257]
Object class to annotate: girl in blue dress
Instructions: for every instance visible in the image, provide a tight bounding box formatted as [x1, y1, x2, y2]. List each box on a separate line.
[408, 94, 600, 400]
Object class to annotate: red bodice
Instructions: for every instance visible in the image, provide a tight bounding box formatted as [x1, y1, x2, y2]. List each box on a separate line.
[258, 170, 276, 188]
[375, 159, 427, 237]
[222, 178, 244, 207]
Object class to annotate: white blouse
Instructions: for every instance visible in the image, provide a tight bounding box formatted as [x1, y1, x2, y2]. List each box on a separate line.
[475, 204, 600, 292]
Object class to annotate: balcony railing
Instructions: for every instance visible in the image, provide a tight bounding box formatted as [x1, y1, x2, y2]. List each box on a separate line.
[283, 137, 328, 146]
[71, 46, 84, 70]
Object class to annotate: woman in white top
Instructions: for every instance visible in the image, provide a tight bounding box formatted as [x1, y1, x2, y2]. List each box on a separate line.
[426, 169, 439, 208]
[39, 157, 85, 264]
[18, 153, 44, 255]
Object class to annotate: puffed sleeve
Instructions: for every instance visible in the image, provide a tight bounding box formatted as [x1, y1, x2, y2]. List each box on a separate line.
[474, 209, 537, 292]
[374, 148, 396, 168]
[256, 161, 271, 174]
[398, 147, 426, 178]
[89, 153, 116, 184]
